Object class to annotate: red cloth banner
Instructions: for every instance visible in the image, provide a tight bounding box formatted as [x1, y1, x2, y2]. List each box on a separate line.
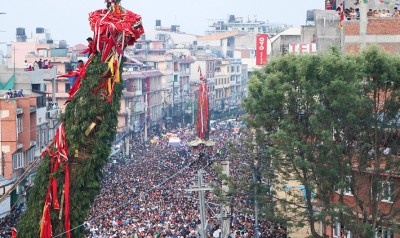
[196, 67, 209, 140]
[256, 34, 268, 66]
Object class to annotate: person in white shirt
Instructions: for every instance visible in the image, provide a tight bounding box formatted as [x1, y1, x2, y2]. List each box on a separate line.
[24, 60, 29, 71]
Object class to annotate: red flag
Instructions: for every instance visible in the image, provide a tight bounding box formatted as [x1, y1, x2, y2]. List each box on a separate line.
[196, 67, 209, 140]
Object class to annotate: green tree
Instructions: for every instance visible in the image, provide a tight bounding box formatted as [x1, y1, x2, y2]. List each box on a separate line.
[17, 55, 123, 237]
[244, 47, 400, 238]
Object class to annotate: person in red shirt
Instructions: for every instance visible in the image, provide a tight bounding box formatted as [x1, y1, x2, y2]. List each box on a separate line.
[77, 60, 85, 73]
[81, 37, 94, 57]
[57, 68, 79, 88]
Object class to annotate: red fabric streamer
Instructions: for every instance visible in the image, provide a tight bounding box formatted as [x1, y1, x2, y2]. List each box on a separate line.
[64, 164, 71, 238]
[196, 67, 209, 140]
[88, 7, 144, 62]
[40, 189, 52, 238]
[40, 124, 70, 237]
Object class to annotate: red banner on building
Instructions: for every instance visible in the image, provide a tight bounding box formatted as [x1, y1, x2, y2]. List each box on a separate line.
[256, 34, 268, 66]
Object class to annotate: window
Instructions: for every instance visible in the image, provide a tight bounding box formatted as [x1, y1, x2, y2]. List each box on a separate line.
[17, 117, 23, 133]
[26, 148, 35, 164]
[332, 220, 340, 237]
[36, 95, 46, 108]
[12, 153, 24, 169]
[375, 227, 394, 238]
[32, 84, 41, 91]
[65, 83, 71, 92]
[381, 181, 394, 202]
[344, 176, 353, 196]
[333, 221, 352, 238]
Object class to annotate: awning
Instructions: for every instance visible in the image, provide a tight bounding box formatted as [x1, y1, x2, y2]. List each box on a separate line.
[189, 138, 215, 147]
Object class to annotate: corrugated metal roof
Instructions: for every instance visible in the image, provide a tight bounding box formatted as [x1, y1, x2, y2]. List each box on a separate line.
[270, 28, 301, 43]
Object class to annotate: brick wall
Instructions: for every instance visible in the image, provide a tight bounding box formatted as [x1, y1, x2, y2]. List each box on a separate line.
[344, 21, 360, 36]
[0, 98, 38, 179]
[322, 173, 400, 238]
[367, 18, 400, 35]
[0, 99, 17, 179]
[344, 18, 400, 54]
[344, 43, 360, 54]
[368, 43, 400, 54]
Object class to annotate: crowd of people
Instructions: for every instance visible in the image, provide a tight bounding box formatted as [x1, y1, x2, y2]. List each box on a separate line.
[84, 121, 287, 238]
[367, 7, 400, 18]
[3, 89, 24, 98]
[337, 4, 400, 20]
[24, 58, 53, 71]
[0, 119, 287, 237]
[0, 204, 23, 237]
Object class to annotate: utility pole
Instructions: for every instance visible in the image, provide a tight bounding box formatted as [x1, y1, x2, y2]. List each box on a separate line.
[181, 84, 184, 126]
[220, 160, 231, 238]
[192, 93, 195, 125]
[52, 77, 56, 104]
[125, 107, 131, 160]
[144, 92, 148, 141]
[172, 76, 175, 127]
[186, 169, 212, 238]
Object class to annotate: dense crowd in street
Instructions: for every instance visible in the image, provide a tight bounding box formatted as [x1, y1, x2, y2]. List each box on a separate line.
[0, 119, 287, 237]
[84, 120, 287, 238]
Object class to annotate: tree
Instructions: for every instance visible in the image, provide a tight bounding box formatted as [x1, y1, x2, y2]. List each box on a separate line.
[244, 47, 400, 238]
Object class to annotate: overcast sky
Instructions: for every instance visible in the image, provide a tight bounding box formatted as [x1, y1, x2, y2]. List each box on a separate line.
[0, 0, 323, 53]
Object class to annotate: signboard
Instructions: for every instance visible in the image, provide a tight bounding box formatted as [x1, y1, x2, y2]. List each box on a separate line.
[288, 43, 317, 54]
[256, 34, 268, 66]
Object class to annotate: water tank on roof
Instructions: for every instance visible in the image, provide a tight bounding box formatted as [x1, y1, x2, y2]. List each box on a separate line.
[59, 40, 67, 49]
[156, 20, 161, 27]
[306, 10, 315, 22]
[229, 15, 235, 23]
[36, 27, 45, 34]
[16, 28, 27, 42]
[171, 25, 177, 32]
[16, 28, 25, 35]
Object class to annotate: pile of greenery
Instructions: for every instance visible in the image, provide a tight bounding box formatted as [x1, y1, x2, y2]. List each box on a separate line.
[17, 55, 123, 237]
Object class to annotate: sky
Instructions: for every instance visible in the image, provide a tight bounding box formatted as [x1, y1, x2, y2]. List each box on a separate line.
[0, 0, 324, 53]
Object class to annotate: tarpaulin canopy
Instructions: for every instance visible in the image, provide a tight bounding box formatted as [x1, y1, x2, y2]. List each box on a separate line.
[169, 137, 181, 147]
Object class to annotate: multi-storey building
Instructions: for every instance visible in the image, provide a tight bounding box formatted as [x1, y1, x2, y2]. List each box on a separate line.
[214, 60, 231, 112]
[0, 97, 37, 179]
[121, 61, 163, 137]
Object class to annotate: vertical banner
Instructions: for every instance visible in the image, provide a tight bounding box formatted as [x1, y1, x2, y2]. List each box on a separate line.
[256, 34, 268, 66]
